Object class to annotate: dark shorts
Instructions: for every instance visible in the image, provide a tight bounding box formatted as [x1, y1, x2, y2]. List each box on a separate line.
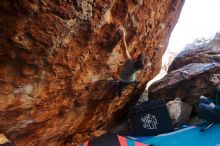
[117, 80, 135, 96]
[199, 97, 220, 123]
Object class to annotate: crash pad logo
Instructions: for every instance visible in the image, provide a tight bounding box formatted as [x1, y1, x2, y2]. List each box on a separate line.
[141, 114, 158, 129]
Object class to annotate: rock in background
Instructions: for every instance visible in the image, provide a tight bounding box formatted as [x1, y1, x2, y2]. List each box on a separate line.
[149, 32, 220, 105]
[0, 0, 184, 145]
[169, 33, 220, 72]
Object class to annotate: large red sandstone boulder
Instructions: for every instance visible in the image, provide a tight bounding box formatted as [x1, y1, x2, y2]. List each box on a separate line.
[149, 33, 220, 105]
[0, 0, 184, 145]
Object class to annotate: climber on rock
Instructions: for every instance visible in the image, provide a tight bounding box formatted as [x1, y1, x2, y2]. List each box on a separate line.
[117, 26, 146, 96]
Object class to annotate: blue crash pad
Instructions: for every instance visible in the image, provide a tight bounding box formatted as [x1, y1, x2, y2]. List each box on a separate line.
[128, 124, 220, 146]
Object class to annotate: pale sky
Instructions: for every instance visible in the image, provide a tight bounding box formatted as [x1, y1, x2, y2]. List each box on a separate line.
[167, 0, 220, 54]
[148, 0, 220, 88]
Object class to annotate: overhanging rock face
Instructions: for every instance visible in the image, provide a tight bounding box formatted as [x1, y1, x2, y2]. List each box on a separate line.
[0, 0, 184, 145]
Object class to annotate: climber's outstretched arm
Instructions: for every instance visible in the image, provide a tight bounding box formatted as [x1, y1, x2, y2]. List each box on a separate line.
[119, 27, 131, 60]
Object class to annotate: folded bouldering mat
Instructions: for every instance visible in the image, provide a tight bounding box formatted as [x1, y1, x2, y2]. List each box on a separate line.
[80, 132, 153, 146]
[128, 124, 220, 146]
